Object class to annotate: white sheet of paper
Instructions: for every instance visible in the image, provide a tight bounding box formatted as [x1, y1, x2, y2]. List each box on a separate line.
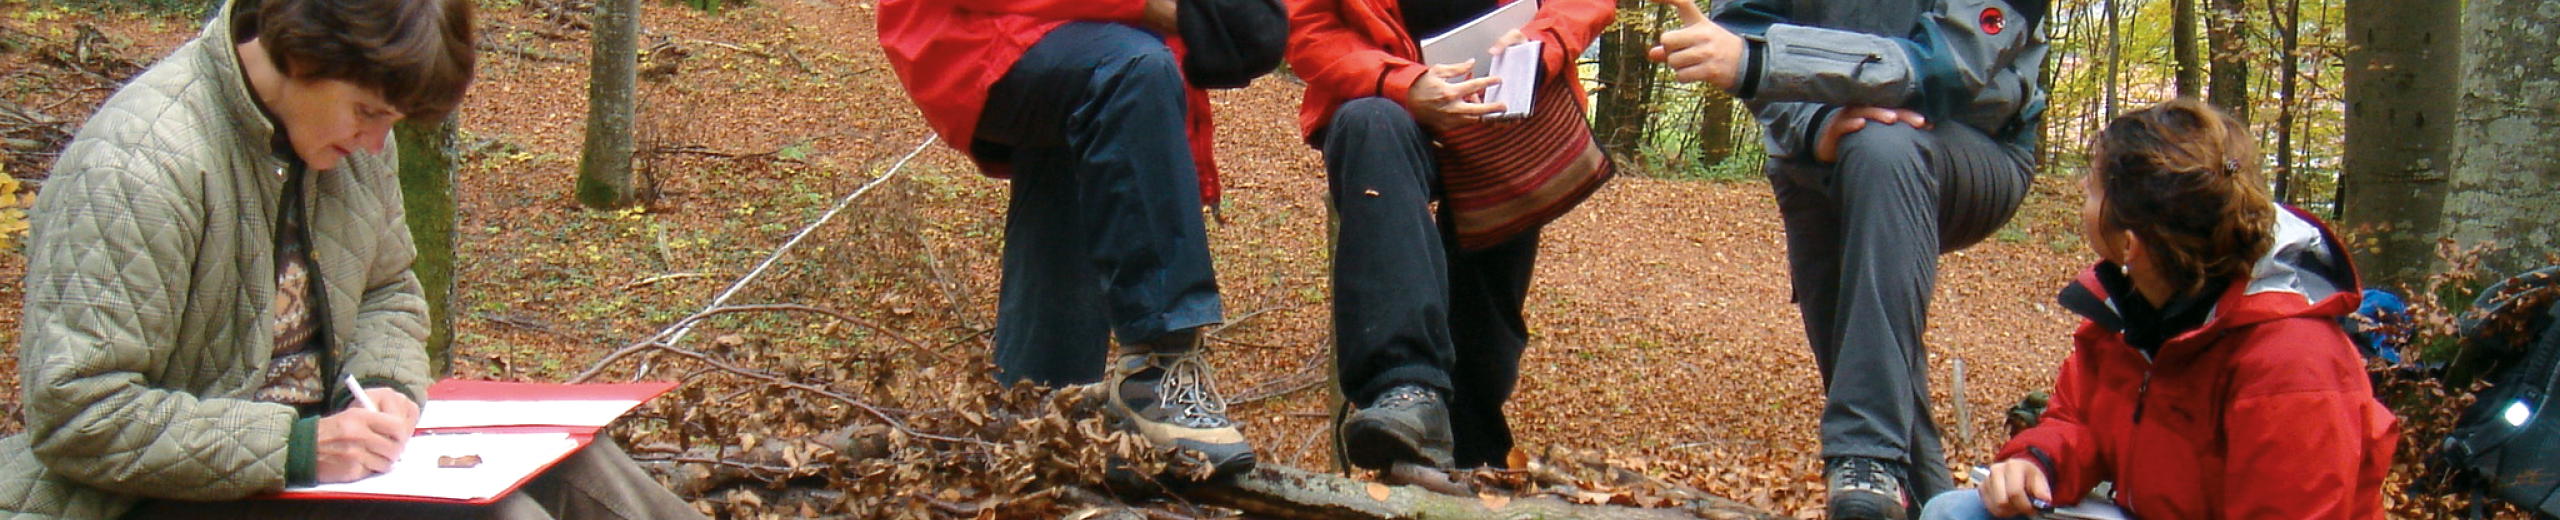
[413, 400, 643, 430]
[286, 433, 581, 501]
[1419, 0, 1539, 78]
[1486, 40, 1540, 118]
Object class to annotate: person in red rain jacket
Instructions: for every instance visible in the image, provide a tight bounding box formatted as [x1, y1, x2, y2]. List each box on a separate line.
[1283, 0, 1612, 473]
[875, 0, 1253, 477]
[1923, 99, 2397, 520]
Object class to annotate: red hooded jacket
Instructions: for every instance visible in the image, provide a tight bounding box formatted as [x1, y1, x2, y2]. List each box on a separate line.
[1281, 0, 1613, 145]
[875, 0, 1222, 202]
[2001, 206, 2398, 519]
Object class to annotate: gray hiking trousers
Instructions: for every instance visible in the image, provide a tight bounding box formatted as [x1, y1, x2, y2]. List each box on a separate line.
[1768, 119, 2032, 502]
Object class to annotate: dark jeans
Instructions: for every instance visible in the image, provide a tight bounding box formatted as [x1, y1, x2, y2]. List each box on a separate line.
[1769, 121, 2033, 502]
[1324, 97, 1541, 468]
[978, 22, 1223, 387]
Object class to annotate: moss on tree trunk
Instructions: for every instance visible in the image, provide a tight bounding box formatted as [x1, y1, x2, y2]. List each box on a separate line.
[396, 119, 458, 376]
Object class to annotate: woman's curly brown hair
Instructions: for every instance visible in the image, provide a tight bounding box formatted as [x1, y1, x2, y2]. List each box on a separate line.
[2091, 98, 2274, 296]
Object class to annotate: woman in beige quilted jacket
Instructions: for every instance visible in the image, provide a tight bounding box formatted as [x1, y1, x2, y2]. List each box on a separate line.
[2, 0, 703, 518]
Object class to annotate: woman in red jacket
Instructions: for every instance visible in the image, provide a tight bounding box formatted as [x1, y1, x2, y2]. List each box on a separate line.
[1924, 99, 2397, 519]
[1283, 0, 1611, 471]
[876, 0, 1254, 478]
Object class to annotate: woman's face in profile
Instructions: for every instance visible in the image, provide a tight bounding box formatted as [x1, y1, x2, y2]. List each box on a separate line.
[271, 75, 402, 171]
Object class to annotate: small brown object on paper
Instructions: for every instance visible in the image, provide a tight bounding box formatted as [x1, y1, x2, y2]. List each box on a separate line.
[437, 454, 484, 468]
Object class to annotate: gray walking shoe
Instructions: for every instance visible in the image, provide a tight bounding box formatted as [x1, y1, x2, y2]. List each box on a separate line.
[1339, 384, 1454, 470]
[1827, 456, 1912, 520]
[1106, 332, 1255, 479]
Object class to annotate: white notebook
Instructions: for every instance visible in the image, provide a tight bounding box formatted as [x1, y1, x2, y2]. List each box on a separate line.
[1419, 0, 1538, 78]
[1419, 1, 1542, 119]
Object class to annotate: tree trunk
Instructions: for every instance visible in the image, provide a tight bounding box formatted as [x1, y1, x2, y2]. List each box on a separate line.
[2172, 0, 2202, 98]
[576, 0, 644, 209]
[2338, 0, 2457, 291]
[2439, 0, 2560, 275]
[2271, 0, 2297, 205]
[394, 120, 458, 376]
[1595, 0, 1658, 161]
[2205, 0, 2249, 120]
[1692, 88, 1735, 166]
[2104, 0, 2120, 117]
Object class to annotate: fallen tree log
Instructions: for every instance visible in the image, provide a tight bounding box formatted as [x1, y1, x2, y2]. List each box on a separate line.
[1181, 464, 1786, 520]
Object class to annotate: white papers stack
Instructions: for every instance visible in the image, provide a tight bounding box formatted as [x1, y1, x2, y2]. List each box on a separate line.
[1484, 40, 1540, 119]
[285, 433, 582, 501]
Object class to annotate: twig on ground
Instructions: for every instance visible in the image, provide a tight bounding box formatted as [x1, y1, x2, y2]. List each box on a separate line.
[619, 272, 706, 291]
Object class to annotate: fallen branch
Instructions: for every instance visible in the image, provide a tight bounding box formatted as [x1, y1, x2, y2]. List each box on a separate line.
[583, 335, 990, 448]
[1186, 464, 1784, 520]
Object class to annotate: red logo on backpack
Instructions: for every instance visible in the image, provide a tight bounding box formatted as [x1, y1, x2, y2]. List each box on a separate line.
[1980, 7, 2007, 35]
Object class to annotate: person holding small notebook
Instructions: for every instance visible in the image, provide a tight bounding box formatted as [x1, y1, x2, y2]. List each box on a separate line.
[1921, 100, 2396, 520]
[1649, 0, 2048, 516]
[0, 0, 702, 518]
[1283, 0, 1613, 472]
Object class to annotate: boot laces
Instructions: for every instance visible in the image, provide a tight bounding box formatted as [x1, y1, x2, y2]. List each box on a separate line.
[1150, 352, 1232, 429]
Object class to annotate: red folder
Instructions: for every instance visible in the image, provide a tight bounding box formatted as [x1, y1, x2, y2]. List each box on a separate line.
[260, 379, 679, 504]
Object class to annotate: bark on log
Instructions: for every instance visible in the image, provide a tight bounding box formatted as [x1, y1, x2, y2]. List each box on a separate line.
[1185, 464, 1786, 520]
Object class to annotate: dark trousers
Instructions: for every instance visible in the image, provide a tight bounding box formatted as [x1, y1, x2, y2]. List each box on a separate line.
[977, 22, 1223, 387]
[1769, 121, 2032, 502]
[1324, 97, 1541, 468]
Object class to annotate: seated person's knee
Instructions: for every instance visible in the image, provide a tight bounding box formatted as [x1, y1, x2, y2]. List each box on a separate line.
[1330, 97, 1422, 139]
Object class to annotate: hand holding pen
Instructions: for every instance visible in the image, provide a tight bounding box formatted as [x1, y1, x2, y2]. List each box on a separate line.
[313, 374, 419, 483]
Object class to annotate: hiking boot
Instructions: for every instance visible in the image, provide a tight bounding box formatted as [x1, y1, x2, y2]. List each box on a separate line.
[1339, 384, 1454, 470]
[1827, 457, 1911, 520]
[1106, 331, 1255, 478]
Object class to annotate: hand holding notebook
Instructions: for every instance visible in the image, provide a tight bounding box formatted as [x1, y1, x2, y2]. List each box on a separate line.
[1420, 1, 1541, 119]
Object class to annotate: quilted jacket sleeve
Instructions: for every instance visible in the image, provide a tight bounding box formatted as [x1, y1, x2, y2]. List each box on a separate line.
[20, 139, 299, 500]
[328, 145, 435, 406]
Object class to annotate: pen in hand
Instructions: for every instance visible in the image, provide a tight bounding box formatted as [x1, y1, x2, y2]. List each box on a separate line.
[343, 373, 379, 412]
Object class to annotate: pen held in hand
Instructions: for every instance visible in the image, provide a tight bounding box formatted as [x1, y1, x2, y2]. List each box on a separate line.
[343, 373, 379, 412]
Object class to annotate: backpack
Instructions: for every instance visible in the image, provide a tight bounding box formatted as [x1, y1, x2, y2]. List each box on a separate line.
[2433, 265, 2560, 518]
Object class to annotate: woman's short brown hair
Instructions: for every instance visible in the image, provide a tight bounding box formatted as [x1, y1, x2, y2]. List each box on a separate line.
[2091, 98, 2275, 295]
[251, 0, 476, 123]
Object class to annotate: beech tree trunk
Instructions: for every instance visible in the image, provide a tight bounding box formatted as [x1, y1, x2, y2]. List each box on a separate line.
[2438, 0, 2560, 275]
[2338, 0, 2458, 291]
[2172, 0, 2202, 98]
[576, 0, 644, 209]
[2205, 0, 2248, 120]
[394, 119, 457, 375]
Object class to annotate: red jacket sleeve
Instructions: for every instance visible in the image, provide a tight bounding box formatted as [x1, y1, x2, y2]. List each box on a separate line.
[949, 0, 1145, 25]
[1998, 338, 2112, 506]
[2217, 390, 2371, 519]
[1284, 0, 1429, 108]
[1521, 0, 1613, 79]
